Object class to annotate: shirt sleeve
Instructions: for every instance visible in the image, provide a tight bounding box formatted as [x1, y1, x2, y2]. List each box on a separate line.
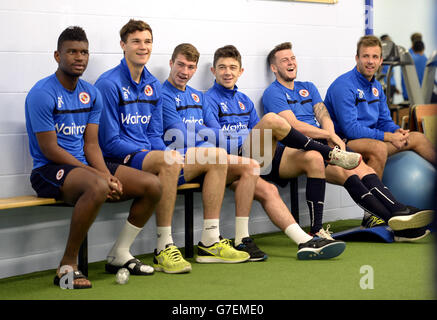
[88, 88, 103, 125]
[95, 79, 142, 157]
[248, 100, 260, 129]
[326, 83, 386, 141]
[262, 86, 289, 114]
[203, 94, 228, 146]
[203, 94, 222, 129]
[376, 89, 400, 133]
[161, 94, 189, 149]
[26, 89, 56, 133]
[308, 82, 323, 105]
[147, 94, 167, 151]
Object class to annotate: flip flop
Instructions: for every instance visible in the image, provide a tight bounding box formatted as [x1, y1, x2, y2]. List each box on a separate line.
[105, 258, 154, 275]
[53, 269, 92, 289]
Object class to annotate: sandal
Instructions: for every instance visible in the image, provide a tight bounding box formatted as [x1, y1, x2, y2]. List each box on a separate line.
[105, 258, 154, 276]
[53, 269, 92, 289]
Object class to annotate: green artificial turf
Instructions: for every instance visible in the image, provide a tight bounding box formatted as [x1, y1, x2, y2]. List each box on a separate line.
[0, 219, 435, 300]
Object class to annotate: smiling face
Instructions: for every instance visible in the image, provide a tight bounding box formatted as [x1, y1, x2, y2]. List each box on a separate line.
[120, 30, 153, 68]
[270, 48, 297, 83]
[211, 57, 243, 90]
[55, 40, 89, 77]
[356, 45, 383, 81]
[169, 53, 197, 91]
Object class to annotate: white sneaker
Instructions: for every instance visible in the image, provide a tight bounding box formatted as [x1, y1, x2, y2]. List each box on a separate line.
[328, 146, 361, 170]
[314, 225, 334, 240]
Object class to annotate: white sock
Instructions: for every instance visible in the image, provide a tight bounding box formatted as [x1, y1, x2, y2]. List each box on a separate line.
[285, 223, 312, 245]
[201, 219, 220, 247]
[107, 220, 142, 266]
[157, 226, 174, 252]
[235, 216, 250, 246]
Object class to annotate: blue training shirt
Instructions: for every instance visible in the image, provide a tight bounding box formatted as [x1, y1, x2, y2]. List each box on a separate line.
[95, 58, 166, 159]
[25, 73, 102, 169]
[204, 81, 260, 154]
[324, 67, 399, 141]
[161, 80, 229, 151]
[262, 80, 323, 127]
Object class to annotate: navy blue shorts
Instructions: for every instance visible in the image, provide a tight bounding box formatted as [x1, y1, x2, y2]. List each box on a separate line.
[30, 162, 119, 200]
[105, 150, 187, 186]
[261, 143, 289, 188]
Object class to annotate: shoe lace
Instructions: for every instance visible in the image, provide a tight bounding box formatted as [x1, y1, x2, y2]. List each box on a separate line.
[317, 224, 334, 240]
[165, 246, 183, 262]
[329, 146, 340, 161]
[219, 238, 233, 248]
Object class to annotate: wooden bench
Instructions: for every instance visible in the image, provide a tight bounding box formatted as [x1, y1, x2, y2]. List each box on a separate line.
[0, 183, 201, 276]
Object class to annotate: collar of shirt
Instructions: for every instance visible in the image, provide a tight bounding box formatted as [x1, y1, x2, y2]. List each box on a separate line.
[120, 57, 151, 87]
[163, 79, 185, 94]
[213, 80, 239, 98]
[353, 66, 376, 89]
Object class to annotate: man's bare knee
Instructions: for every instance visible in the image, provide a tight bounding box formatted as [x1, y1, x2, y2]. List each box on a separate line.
[302, 150, 325, 175]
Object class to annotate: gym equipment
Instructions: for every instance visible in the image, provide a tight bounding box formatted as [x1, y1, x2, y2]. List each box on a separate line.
[422, 50, 437, 104]
[382, 151, 436, 210]
[379, 40, 424, 107]
[331, 226, 394, 243]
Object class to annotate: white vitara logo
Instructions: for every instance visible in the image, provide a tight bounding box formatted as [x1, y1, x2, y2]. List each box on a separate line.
[220, 102, 228, 112]
[57, 96, 64, 109]
[122, 87, 130, 100]
[221, 122, 248, 132]
[182, 116, 204, 125]
[357, 89, 364, 99]
[121, 112, 152, 125]
[55, 122, 86, 136]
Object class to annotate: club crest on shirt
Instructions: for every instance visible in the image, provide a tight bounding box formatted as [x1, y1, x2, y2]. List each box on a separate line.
[299, 89, 309, 97]
[56, 169, 64, 180]
[372, 87, 379, 97]
[79, 92, 90, 104]
[144, 85, 153, 96]
[191, 93, 200, 103]
[238, 101, 246, 111]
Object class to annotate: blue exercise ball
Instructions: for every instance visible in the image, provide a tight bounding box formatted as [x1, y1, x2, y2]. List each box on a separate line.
[382, 151, 436, 210]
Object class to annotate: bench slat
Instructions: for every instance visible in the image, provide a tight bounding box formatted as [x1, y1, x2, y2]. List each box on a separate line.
[0, 183, 201, 211]
[0, 196, 59, 210]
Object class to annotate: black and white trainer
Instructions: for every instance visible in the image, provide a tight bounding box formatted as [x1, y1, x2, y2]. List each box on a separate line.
[235, 237, 268, 262]
[297, 237, 346, 260]
[388, 206, 434, 231]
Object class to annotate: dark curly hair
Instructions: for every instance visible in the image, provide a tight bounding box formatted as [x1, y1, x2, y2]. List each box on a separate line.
[57, 26, 88, 51]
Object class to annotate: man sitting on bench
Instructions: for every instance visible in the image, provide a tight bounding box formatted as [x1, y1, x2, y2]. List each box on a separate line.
[25, 26, 162, 289]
